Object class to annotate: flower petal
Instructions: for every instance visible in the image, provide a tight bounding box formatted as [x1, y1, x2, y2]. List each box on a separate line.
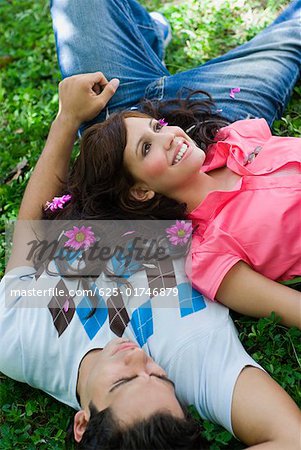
[63, 299, 69, 313]
[159, 118, 168, 126]
[230, 87, 241, 99]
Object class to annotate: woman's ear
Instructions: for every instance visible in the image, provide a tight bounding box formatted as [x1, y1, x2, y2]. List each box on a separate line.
[74, 410, 89, 443]
[130, 184, 155, 202]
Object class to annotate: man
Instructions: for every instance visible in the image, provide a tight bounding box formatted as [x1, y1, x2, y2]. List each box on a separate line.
[1, 0, 301, 448]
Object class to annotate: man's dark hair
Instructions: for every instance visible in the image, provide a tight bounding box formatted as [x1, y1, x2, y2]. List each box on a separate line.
[76, 403, 209, 450]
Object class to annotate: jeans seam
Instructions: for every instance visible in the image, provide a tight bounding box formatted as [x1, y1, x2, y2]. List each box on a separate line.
[272, 66, 300, 122]
[158, 76, 167, 100]
[124, 1, 164, 61]
[144, 75, 167, 101]
[138, 24, 159, 30]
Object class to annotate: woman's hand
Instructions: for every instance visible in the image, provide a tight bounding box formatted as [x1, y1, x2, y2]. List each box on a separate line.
[57, 72, 119, 128]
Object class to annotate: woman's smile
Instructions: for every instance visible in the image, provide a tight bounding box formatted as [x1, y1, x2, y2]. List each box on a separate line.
[172, 141, 191, 165]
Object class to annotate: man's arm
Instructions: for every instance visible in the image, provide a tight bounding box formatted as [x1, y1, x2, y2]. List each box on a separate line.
[232, 367, 301, 449]
[18, 72, 119, 220]
[6, 73, 119, 273]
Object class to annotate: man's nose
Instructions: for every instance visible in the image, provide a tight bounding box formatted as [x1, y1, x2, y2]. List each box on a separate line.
[124, 347, 148, 367]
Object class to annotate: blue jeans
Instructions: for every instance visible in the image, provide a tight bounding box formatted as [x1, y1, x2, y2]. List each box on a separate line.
[51, 0, 301, 126]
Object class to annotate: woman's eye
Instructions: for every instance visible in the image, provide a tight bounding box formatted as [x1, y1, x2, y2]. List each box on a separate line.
[142, 143, 151, 156]
[141, 121, 163, 156]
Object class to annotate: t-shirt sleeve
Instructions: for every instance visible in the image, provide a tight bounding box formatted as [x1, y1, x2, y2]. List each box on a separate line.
[187, 231, 248, 301]
[0, 266, 36, 381]
[170, 318, 262, 434]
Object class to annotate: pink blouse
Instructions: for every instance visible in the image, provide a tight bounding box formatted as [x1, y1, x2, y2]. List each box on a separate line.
[187, 118, 301, 301]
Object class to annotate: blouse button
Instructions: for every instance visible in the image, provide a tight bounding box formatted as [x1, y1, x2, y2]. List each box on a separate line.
[243, 146, 262, 165]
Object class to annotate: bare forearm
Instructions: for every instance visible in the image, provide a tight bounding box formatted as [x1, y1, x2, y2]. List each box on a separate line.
[17, 73, 119, 221]
[6, 73, 119, 272]
[217, 261, 301, 328]
[18, 114, 78, 220]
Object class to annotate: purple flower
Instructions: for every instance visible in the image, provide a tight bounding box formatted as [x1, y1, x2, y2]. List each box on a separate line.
[64, 226, 96, 251]
[229, 87, 241, 99]
[166, 220, 193, 246]
[45, 194, 72, 212]
[159, 118, 168, 126]
[63, 299, 70, 313]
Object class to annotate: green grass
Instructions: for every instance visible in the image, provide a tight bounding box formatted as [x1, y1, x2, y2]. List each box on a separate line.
[0, 0, 300, 449]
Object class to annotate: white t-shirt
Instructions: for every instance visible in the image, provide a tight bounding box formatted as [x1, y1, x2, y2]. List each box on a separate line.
[0, 257, 261, 434]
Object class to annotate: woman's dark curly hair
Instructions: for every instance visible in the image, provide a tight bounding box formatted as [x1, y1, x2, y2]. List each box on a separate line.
[44, 89, 228, 221]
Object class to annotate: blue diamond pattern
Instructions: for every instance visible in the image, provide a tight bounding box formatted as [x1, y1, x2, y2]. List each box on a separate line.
[111, 241, 142, 280]
[130, 299, 153, 347]
[76, 284, 108, 340]
[177, 283, 206, 317]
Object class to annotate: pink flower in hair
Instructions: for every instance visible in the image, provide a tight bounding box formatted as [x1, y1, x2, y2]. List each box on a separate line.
[158, 118, 168, 126]
[64, 226, 96, 251]
[45, 194, 72, 212]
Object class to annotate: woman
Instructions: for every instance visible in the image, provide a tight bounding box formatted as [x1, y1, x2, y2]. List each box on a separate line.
[47, 0, 301, 329]
[47, 1, 300, 326]
[45, 85, 301, 328]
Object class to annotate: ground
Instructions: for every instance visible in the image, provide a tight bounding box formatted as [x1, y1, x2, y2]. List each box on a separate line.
[0, 1, 300, 449]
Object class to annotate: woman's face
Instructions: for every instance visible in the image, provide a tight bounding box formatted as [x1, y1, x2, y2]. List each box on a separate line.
[123, 117, 206, 201]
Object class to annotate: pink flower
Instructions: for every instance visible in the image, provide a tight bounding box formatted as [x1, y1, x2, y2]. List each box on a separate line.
[45, 194, 72, 212]
[63, 299, 69, 313]
[166, 220, 192, 246]
[159, 118, 168, 126]
[64, 226, 96, 250]
[229, 87, 241, 99]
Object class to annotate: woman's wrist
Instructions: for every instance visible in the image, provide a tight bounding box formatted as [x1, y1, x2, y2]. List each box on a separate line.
[54, 112, 81, 136]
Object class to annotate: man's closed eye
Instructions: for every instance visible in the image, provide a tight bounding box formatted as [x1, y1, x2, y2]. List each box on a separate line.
[109, 374, 175, 393]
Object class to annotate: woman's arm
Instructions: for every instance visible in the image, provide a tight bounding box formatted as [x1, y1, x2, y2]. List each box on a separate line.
[5, 73, 119, 273]
[216, 261, 301, 328]
[232, 367, 301, 449]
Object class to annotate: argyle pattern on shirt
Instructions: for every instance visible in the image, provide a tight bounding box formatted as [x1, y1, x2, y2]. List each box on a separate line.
[144, 256, 177, 297]
[48, 279, 75, 336]
[107, 289, 130, 337]
[47, 253, 206, 339]
[76, 283, 108, 340]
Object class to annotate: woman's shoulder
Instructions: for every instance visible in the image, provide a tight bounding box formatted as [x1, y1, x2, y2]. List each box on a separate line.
[217, 118, 272, 141]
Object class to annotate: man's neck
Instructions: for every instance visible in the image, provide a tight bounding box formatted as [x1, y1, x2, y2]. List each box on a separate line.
[77, 348, 103, 407]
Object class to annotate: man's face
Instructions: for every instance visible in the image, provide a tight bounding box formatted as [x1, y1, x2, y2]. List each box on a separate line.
[78, 338, 183, 427]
